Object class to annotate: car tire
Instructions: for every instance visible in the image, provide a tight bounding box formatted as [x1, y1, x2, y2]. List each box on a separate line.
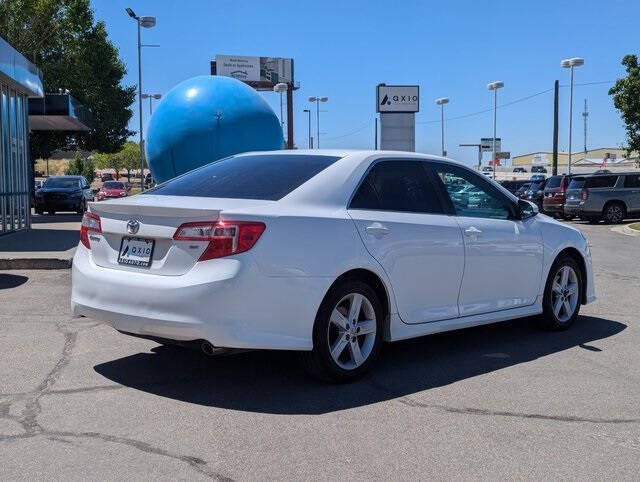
[603, 202, 626, 224]
[35, 208, 43, 215]
[303, 280, 384, 383]
[538, 256, 583, 331]
[586, 216, 600, 224]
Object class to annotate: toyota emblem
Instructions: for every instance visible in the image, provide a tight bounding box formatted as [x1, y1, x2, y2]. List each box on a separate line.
[126, 219, 140, 235]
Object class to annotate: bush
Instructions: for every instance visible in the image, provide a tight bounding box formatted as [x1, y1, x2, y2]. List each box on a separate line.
[65, 151, 95, 184]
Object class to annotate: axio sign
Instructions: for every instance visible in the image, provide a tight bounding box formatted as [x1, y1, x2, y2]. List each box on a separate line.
[377, 85, 419, 113]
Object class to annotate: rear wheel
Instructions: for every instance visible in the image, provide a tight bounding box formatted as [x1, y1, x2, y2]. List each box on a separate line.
[303, 280, 383, 383]
[538, 256, 582, 330]
[603, 202, 625, 224]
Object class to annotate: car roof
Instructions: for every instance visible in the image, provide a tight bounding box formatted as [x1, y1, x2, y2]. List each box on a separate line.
[48, 175, 82, 179]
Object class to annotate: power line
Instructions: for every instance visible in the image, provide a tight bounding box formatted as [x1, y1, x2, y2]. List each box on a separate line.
[323, 120, 373, 141]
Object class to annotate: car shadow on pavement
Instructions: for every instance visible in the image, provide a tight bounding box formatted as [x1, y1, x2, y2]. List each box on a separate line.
[31, 213, 82, 224]
[94, 315, 625, 415]
[0, 273, 28, 289]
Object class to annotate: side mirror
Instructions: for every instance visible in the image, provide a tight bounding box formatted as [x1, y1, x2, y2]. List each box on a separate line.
[518, 199, 538, 219]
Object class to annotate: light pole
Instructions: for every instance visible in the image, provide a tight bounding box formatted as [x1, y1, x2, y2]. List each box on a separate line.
[308, 96, 328, 148]
[561, 57, 584, 175]
[487, 81, 504, 180]
[141, 93, 161, 115]
[435, 97, 449, 157]
[303, 109, 312, 148]
[273, 83, 288, 138]
[126, 7, 156, 190]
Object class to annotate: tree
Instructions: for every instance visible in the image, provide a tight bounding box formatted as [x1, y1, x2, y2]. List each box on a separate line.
[65, 151, 95, 184]
[0, 0, 136, 158]
[119, 141, 141, 182]
[94, 152, 124, 181]
[609, 55, 640, 157]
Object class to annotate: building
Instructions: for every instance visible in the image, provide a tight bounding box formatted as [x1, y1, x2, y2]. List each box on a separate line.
[513, 147, 638, 169]
[0, 36, 44, 234]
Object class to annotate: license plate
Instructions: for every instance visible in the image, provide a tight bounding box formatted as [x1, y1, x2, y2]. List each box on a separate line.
[118, 237, 155, 267]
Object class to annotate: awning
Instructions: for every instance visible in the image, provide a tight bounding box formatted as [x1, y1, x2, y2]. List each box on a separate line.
[28, 94, 92, 131]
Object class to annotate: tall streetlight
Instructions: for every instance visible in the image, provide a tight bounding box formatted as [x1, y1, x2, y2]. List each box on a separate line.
[303, 109, 312, 148]
[435, 97, 449, 157]
[308, 96, 328, 149]
[141, 93, 162, 115]
[487, 81, 504, 180]
[273, 83, 288, 137]
[561, 57, 584, 175]
[126, 7, 156, 190]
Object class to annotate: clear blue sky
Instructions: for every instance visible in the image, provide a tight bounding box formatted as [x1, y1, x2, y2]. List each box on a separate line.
[92, 0, 640, 164]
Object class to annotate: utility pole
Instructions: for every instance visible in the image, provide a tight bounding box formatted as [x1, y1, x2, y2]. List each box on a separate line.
[374, 117, 378, 149]
[552, 80, 559, 176]
[582, 98, 588, 158]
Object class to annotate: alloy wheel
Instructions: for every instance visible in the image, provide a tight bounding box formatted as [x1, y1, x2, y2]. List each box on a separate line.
[551, 266, 579, 322]
[606, 205, 623, 223]
[327, 292, 377, 370]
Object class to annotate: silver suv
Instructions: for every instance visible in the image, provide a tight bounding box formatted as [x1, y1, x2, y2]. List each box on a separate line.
[564, 172, 640, 223]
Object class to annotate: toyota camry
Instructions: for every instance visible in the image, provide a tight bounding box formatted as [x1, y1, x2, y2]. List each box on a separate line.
[71, 150, 595, 382]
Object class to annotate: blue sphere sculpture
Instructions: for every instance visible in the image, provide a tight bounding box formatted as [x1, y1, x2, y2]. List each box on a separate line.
[146, 75, 284, 183]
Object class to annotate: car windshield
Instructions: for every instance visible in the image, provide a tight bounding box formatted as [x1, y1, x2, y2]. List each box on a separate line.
[545, 176, 562, 188]
[146, 154, 342, 200]
[530, 182, 543, 190]
[43, 178, 80, 189]
[103, 181, 125, 189]
[568, 178, 586, 189]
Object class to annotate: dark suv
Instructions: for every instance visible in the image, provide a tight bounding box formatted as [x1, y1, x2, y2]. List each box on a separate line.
[564, 172, 640, 223]
[34, 175, 94, 215]
[542, 174, 573, 218]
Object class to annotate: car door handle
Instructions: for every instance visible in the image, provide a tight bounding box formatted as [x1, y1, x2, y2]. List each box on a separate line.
[366, 223, 390, 237]
[464, 226, 482, 236]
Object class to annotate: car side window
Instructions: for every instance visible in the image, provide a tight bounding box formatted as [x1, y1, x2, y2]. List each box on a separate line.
[349, 160, 443, 214]
[623, 174, 640, 188]
[432, 164, 512, 220]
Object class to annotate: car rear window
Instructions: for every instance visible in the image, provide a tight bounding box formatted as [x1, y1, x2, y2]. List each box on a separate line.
[568, 177, 586, 189]
[624, 174, 640, 188]
[103, 181, 125, 189]
[545, 176, 562, 189]
[584, 175, 617, 189]
[146, 154, 341, 200]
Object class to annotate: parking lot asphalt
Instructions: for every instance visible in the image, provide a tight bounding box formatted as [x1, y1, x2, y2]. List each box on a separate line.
[1, 220, 639, 480]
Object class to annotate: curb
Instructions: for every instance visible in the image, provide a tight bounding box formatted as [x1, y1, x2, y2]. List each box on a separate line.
[623, 225, 640, 236]
[0, 258, 72, 270]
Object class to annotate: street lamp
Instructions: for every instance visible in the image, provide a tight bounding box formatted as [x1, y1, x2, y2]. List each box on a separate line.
[273, 83, 288, 136]
[141, 93, 162, 115]
[308, 96, 328, 148]
[126, 7, 156, 190]
[303, 109, 312, 148]
[561, 57, 584, 175]
[487, 81, 504, 180]
[435, 97, 449, 157]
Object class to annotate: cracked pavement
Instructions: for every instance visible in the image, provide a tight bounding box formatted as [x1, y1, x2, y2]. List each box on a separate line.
[1, 221, 639, 480]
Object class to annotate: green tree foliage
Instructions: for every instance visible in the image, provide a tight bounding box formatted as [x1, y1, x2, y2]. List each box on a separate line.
[0, 0, 136, 158]
[609, 55, 640, 157]
[93, 141, 141, 182]
[65, 151, 95, 183]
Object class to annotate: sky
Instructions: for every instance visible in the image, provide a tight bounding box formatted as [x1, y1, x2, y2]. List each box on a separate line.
[91, 0, 640, 165]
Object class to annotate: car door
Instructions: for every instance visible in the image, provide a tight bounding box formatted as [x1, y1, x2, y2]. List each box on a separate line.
[348, 159, 464, 324]
[623, 174, 640, 212]
[430, 163, 543, 317]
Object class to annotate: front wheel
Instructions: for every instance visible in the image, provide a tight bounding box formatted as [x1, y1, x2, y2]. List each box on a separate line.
[303, 280, 383, 383]
[603, 202, 625, 224]
[538, 256, 583, 330]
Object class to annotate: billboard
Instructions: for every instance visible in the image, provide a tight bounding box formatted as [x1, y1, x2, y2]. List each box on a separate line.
[480, 137, 501, 152]
[215, 55, 293, 89]
[377, 85, 419, 113]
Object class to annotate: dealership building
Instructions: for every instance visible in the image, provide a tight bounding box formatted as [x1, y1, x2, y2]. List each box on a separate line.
[512, 147, 639, 170]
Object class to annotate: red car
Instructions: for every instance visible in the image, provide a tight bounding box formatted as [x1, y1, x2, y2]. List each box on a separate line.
[542, 174, 574, 219]
[97, 181, 128, 201]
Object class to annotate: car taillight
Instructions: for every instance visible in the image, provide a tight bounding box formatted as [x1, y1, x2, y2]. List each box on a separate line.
[581, 188, 589, 201]
[173, 220, 265, 261]
[80, 212, 101, 249]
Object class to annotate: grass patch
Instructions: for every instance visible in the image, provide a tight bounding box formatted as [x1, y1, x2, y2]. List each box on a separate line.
[628, 223, 640, 232]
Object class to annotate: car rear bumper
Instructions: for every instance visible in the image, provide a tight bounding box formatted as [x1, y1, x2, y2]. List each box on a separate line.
[71, 245, 331, 351]
[542, 202, 564, 214]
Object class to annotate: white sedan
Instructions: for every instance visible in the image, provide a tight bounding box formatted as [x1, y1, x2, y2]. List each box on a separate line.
[72, 150, 595, 382]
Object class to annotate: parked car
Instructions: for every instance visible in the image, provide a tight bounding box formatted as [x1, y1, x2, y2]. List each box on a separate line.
[525, 180, 547, 212]
[564, 172, 640, 223]
[500, 179, 530, 195]
[34, 175, 94, 214]
[515, 183, 531, 198]
[72, 151, 595, 382]
[513, 167, 527, 173]
[531, 165, 547, 173]
[482, 166, 494, 172]
[542, 174, 574, 219]
[101, 173, 114, 182]
[530, 174, 546, 183]
[97, 181, 128, 201]
[144, 173, 154, 188]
